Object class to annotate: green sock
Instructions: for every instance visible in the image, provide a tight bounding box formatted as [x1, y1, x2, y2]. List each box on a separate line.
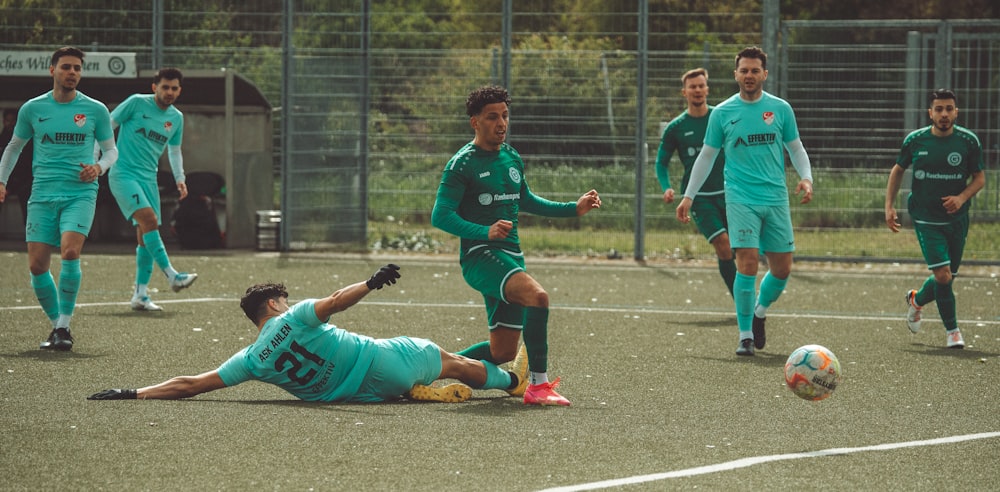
[756, 271, 787, 311]
[915, 275, 936, 306]
[718, 258, 736, 296]
[31, 271, 59, 322]
[457, 341, 494, 362]
[523, 306, 549, 373]
[135, 245, 154, 286]
[934, 279, 957, 331]
[142, 230, 172, 273]
[477, 360, 513, 390]
[734, 272, 756, 337]
[58, 259, 82, 317]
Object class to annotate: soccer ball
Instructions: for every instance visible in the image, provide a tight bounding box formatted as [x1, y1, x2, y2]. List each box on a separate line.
[784, 344, 843, 401]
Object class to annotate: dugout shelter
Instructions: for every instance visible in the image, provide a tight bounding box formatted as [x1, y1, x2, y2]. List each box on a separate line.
[0, 69, 273, 249]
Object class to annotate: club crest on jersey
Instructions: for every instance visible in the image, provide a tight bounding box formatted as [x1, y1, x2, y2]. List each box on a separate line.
[164, 121, 173, 132]
[762, 111, 774, 125]
[508, 167, 521, 184]
[947, 152, 962, 166]
[74, 114, 86, 127]
[478, 193, 493, 205]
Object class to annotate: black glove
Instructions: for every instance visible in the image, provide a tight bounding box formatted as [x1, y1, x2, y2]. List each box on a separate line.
[366, 263, 401, 290]
[88, 389, 137, 400]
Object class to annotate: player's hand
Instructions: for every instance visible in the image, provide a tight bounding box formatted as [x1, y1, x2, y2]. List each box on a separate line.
[79, 163, 101, 183]
[0, 183, 6, 203]
[663, 189, 675, 204]
[885, 208, 903, 233]
[177, 182, 189, 200]
[796, 179, 813, 204]
[488, 220, 513, 240]
[88, 389, 137, 400]
[366, 264, 401, 290]
[940, 195, 965, 214]
[576, 189, 601, 216]
[675, 197, 693, 224]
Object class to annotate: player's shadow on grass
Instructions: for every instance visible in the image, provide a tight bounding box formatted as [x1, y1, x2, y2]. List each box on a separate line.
[904, 344, 997, 359]
[690, 351, 787, 368]
[4, 349, 104, 361]
[106, 311, 183, 319]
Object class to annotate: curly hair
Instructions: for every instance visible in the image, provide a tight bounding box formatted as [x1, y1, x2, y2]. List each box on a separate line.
[240, 282, 288, 325]
[466, 85, 511, 117]
[154, 67, 183, 84]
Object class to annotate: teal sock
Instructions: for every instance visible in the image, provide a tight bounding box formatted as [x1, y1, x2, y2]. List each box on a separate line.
[135, 245, 154, 286]
[756, 271, 788, 313]
[142, 230, 173, 274]
[718, 258, 736, 296]
[457, 341, 494, 362]
[477, 360, 513, 390]
[934, 279, 957, 331]
[31, 271, 59, 322]
[58, 259, 82, 317]
[734, 272, 756, 337]
[523, 306, 549, 373]
[915, 275, 936, 306]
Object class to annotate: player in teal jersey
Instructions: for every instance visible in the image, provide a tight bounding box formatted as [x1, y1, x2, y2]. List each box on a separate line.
[655, 68, 735, 297]
[88, 265, 527, 403]
[108, 68, 198, 312]
[885, 89, 985, 349]
[431, 85, 602, 406]
[0, 47, 117, 351]
[676, 47, 813, 356]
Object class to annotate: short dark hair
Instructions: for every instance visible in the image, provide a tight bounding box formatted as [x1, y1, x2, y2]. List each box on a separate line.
[929, 88, 957, 106]
[51, 46, 85, 67]
[735, 46, 767, 70]
[466, 85, 511, 117]
[681, 67, 708, 86]
[153, 67, 183, 84]
[240, 282, 288, 325]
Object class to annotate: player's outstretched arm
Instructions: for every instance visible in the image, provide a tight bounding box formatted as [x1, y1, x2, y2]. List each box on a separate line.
[88, 370, 226, 400]
[313, 264, 401, 320]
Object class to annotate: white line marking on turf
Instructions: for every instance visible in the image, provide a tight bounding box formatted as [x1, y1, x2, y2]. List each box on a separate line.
[538, 432, 1000, 492]
[2, 298, 999, 326]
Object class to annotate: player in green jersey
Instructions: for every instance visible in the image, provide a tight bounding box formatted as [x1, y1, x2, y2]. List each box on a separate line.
[88, 264, 527, 403]
[885, 88, 985, 349]
[676, 47, 814, 357]
[655, 68, 735, 297]
[431, 85, 602, 406]
[108, 68, 198, 312]
[0, 47, 117, 351]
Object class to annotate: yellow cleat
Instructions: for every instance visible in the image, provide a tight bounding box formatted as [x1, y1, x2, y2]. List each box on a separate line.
[406, 383, 472, 403]
[506, 343, 529, 397]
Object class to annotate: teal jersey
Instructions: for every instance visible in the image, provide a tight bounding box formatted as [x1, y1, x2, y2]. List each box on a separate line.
[655, 108, 725, 196]
[13, 91, 113, 199]
[896, 125, 984, 223]
[432, 142, 576, 256]
[216, 299, 379, 402]
[704, 91, 800, 206]
[109, 94, 183, 179]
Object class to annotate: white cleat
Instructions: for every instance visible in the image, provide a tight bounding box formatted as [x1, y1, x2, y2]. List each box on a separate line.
[131, 296, 163, 312]
[170, 272, 198, 293]
[946, 329, 965, 349]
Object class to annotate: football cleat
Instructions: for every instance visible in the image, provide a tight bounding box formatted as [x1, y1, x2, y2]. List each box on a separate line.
[131, 296, 163, 312]
[946, 329, 965, 349]
[170, 272, 198, 293]
[752, 315, 767, 350]
[406, 383, 472, 403]
[905, 289, 922, 334]
[523, 377, 570, 406]
[736, 337, 755, 356]
[40, 327, 73, 351]
[506, 343, 529, 397]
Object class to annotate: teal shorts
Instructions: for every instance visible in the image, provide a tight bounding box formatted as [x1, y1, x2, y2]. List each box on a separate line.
[109, 173, 162, 225]
[352, 337, 442, 402]
[914, 216, 968, 273]
[25, 196, 97, 246]
[690, 193, 728, 242]
[461, 245, 526, 331]
[726, 201, 795, 253]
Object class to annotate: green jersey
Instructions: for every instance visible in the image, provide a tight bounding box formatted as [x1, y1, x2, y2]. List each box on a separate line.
[432, 142, 576, 256]
[655, 108, 725, 196]
[704, 91, 800, 206]
[895, 125, 984, 224]
[13, 90, 113, 199]
[216, 299, 378, 402]
[109, 94, 184, 180]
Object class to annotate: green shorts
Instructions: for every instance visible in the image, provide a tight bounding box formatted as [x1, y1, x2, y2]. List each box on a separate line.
[109, 173, 162, 225]
[352, 337, 442, 402]
[25, 195, 97, 246]
[461, 245, 526, 331]
[913, 216, 968, 273]
[690, 193, 728, 242]
[726, 201, 795, 253]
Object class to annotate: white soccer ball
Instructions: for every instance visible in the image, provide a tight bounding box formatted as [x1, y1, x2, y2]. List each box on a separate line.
[784, 344, 843, 401]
